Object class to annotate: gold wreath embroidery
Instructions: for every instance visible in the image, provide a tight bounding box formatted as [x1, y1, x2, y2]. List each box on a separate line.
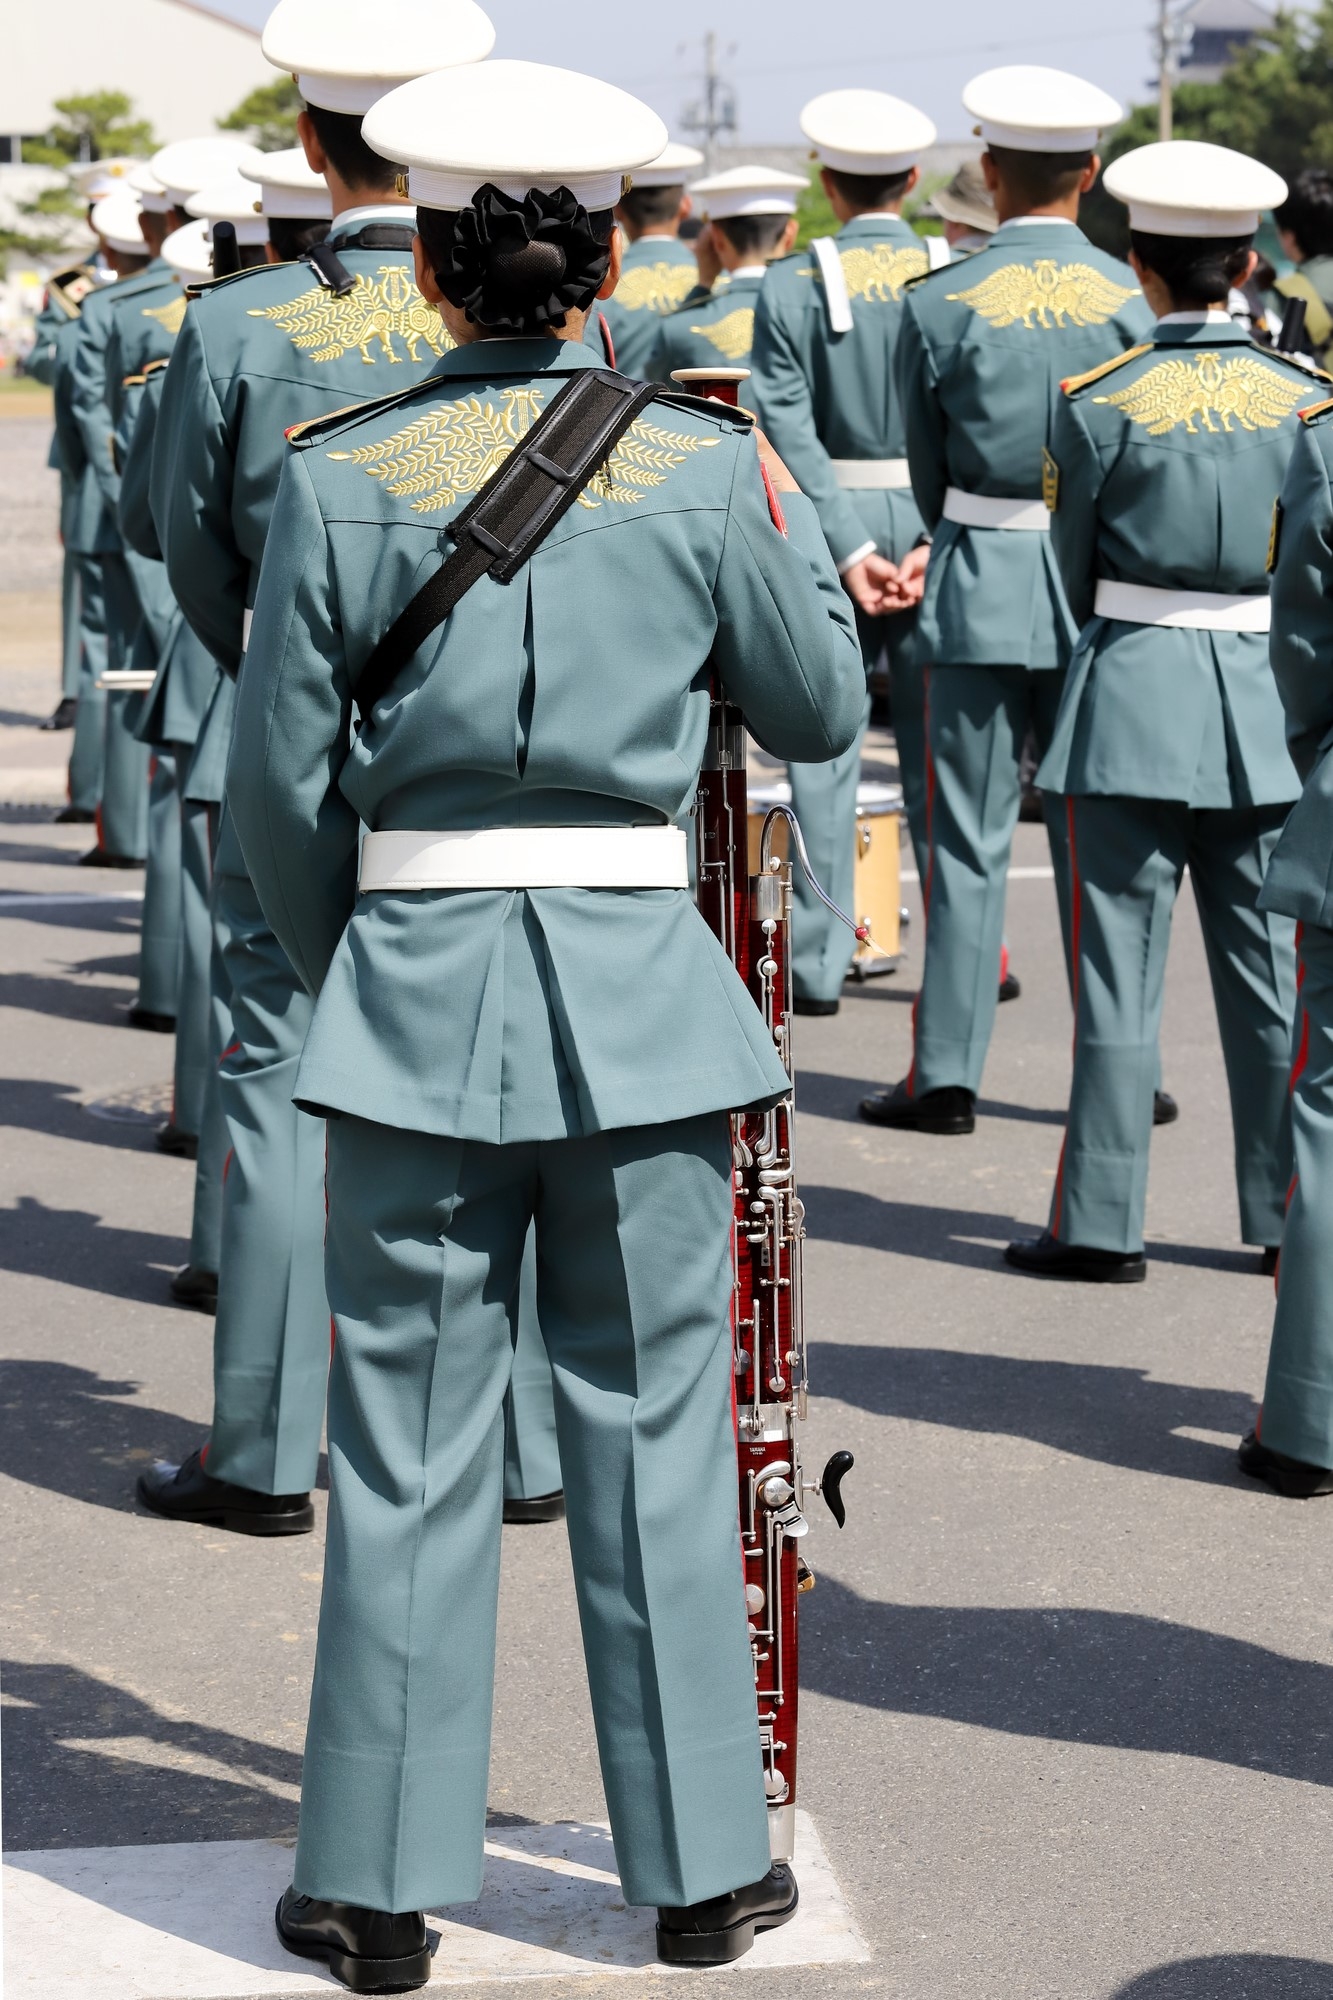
[948, 260, 1140, 329]
[142, 294, 187, 337]
[329, 386, 717, 514]
[690, 307, 756, 361]
[826, 244, 929, 303]
[613, 261, 699, 314]
[1095, 353, 1311, 436]
[248, 266, 452, 365]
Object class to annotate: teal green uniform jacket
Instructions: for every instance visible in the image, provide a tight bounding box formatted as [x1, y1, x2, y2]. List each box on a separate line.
[70, 258, 173, 533]
[105, 266, 189, 432]
[645, 269, 764, 383]
[597, 233, 699, 379]
[896, 219, 1153, 667]
[1041, 317, 1315, 807]
[227, 336, 864, 1141]
[51, 312, 118, 557]
[751, 215, 931, 569]
[1262, 403, 1333, 924]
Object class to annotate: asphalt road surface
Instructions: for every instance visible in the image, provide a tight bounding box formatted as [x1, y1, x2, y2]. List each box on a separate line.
[3, 412, 1332, 2000]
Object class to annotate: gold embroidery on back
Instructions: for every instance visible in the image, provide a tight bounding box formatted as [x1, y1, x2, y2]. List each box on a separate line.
[948, 260, 1139, 329]
[1095, 353, 1310, 435]
[690, 308, 756, 361]
[833, 244, 929, 302]
[614, 262, 698, 314]
[248, 266, 452, 365]
[142, 294, 187, 337]
[329, 387, 717, 513]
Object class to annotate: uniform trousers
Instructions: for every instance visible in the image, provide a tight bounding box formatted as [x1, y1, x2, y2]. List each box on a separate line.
[1050, 795, 1295, 1255]
[136, 751, 180, 1021]
[294, 1109, 769, 1914]
[910, 664, 1072, 1097]
[173, 785, 215, 1142]
[60, 549, 82, 702]
[67, 555, 107, 816]
[98, 553, 150, 862]
[1261, 923, 1333, 1466]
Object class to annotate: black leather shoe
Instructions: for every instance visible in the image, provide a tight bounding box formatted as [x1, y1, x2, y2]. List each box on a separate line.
[40, 697, 78, 733]
[1238, 1429, 1333, 1499]
[128, 1005, 175, 1034]
[54, 803, 95, 824]
[155, 1121, 198, 1160]
[859, 1082, 976, 1135]
[1260, 1246, 1281, 1278]
[170, 1264, 218, 1314]
[78, 846, 142, 869]
[657, 1864, 799, 1966]
[1005, 1232, 1147, 1284]
[1153, 1090, 1179, 1127]
[503, 1490, 565, 1525]
[998, 970, 1022, 1003]
[138, 1449, 314, 1535]
[276, 1888, 431, 1993]
[793, 995, 840, 1017]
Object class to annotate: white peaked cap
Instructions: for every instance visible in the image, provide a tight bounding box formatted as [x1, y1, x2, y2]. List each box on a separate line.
[238, 146, 333, 220]
[90, 189, 146, 254]
[632, 141, 705, 189]
[75, 157, 139, 200]
[364, 60, 669, 213]
[963, 66, 1121, 153]
[262, 0, 496, 116]
[150, 137, 264, 206]
[163, 218, 213, 282]
[801, 90, 936, 175]
[1104, 140, 1286, 238]
[689, 164, 807, 220]
[187, 173, 273, 245]
[129, 162, 171, 215]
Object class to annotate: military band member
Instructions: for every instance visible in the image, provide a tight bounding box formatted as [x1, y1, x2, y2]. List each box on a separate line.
[750, 88, 938, 1010]
[925, 159, 998, 258]
[860, 66, 1153, 1130]
[593, 140, 704, 376]
[224, 56, 863, 1986]
[139, 0, 500, 1534]
[645, 166, 803, 381]
[1003, 143, 1308, 1283]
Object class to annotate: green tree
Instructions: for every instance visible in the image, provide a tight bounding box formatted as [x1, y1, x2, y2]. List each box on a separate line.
[1083, 3, 1333, 255]
[795, 164, 944, 249]
[219, 77, 302, 152]
[22, 91, 155, 167]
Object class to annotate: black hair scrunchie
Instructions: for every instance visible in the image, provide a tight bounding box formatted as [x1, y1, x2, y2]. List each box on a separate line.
[432, 183, 613, 335]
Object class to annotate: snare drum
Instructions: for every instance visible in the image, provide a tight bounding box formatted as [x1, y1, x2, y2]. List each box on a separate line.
[747, 780, 904, 977]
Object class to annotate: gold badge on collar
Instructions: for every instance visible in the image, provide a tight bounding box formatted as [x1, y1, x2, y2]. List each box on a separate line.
[691, 308, 755, 361]
[949, 260, 1139, 330]
[1095, 353, 1310, 436]
[249, 266, 452, 366]
[1042, 447, 1060, 514]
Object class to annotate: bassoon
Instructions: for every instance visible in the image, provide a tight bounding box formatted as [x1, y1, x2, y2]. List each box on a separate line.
[674, 366, 856, 1866]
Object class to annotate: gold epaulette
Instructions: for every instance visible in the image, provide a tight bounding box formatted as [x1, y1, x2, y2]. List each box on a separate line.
[1300, 396, 1333, 426]
[143, 357, 170, 378]
[284, 384, 421, 447]
[1061, 344, 1152, 397]
[121, 371, 147, 389]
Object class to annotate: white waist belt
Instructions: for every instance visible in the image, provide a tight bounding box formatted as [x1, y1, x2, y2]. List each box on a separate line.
[1094, 579, 1271, 633]
[359, 826, 690, 893]
[942, 487, 1050, 532]
[242, 608, 253, 650]
[97, 669, 156, 691]
[831, 458, 913, 491]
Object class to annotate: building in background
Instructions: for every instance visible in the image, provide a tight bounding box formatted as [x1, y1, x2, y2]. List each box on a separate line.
[1175, 0, 1273, 86]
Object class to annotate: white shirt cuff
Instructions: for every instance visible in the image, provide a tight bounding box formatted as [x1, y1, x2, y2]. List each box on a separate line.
[836, 540, 877, 577]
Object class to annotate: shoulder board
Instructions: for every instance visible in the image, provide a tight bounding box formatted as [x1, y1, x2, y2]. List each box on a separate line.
[120, 371, 148, 390]
[903, 261, 957, 293]
[652, 388, 754, 431]
[1061, 344, 1153, 396]
[185, 260, 295, 303]
[1300, 396, 1333, 426]
[285, 376, 435, 448]
[1271, 345, 1332, 384]
[142, 356, 170, 379]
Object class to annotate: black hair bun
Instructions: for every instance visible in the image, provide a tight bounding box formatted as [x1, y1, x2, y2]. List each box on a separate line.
[434, 183, 613, 335]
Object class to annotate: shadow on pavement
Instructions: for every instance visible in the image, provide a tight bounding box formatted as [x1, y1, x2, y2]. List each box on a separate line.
[811, 1342, 1252, 1485]
[0, 1359, 206, 1512]
[0, 970, 137, 1028]
[803, 1184, 1025, 1270]
[804, 1580, 1333, 1787]
[0, 1197, 186, 1303]
[1110, 1958, 1333, 1997]
[1, 1659, 302, 1849]
[0, 1081, 166, 1153]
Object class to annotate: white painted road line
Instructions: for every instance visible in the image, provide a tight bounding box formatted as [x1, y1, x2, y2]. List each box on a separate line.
[3, 1813, 868, 1996]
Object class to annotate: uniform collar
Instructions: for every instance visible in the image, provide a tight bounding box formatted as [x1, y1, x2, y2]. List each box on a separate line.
[729, 264, 767, 280]
[1150, 313, 1252, 347]
[996, 214, 1079, 229]
[837, 211, 918, 241]
[623, 233, 692, 264]
[329, 204, 414, 242]
[424, 336, 604, 382]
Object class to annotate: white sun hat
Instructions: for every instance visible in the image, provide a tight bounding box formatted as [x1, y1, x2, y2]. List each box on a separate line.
[261, 0, 496, 116]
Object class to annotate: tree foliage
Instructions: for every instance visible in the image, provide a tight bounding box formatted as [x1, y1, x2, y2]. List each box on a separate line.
[22, 92, 155, 167]
[219, 77, 302, 152]
[795, 165, 944, 249]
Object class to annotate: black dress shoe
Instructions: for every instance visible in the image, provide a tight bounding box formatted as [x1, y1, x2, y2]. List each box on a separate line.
[78, 846, 142, 869]
[859, 1082, 976, 1135]
[1004, 1232, 1147, 1285]
[170, 1264, 218, 1314]
[657, 1864, 799, 1966]
[503, 1490, 565, 1525]
[155, 1121, 198, 1160]
[1153, 1090, 1179, 1127]
[128, 1005, 175, 1034]
[276, 1887, 431, 1993]
[54, 803, 96, 824]
[1238, 1429, 1333, 1499]
[793, 995, 840, 1017]
[138, 1448, 314, 1534]
[1260, 1246, 1281, 1279]
[40, 697, 78, 733]
[998, 970, 1022, 1003]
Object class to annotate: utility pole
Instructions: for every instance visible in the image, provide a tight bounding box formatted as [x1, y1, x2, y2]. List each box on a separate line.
[1157, 0, 1182, 141]
[681, 31, 737, 173]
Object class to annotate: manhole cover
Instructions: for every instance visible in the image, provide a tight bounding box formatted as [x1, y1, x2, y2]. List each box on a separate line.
[83, 1082, 173, 1126]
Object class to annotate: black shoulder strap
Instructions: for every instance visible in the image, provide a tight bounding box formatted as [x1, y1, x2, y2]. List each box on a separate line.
[304, 226, 417, 300]
[354, 368, 661, 721]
